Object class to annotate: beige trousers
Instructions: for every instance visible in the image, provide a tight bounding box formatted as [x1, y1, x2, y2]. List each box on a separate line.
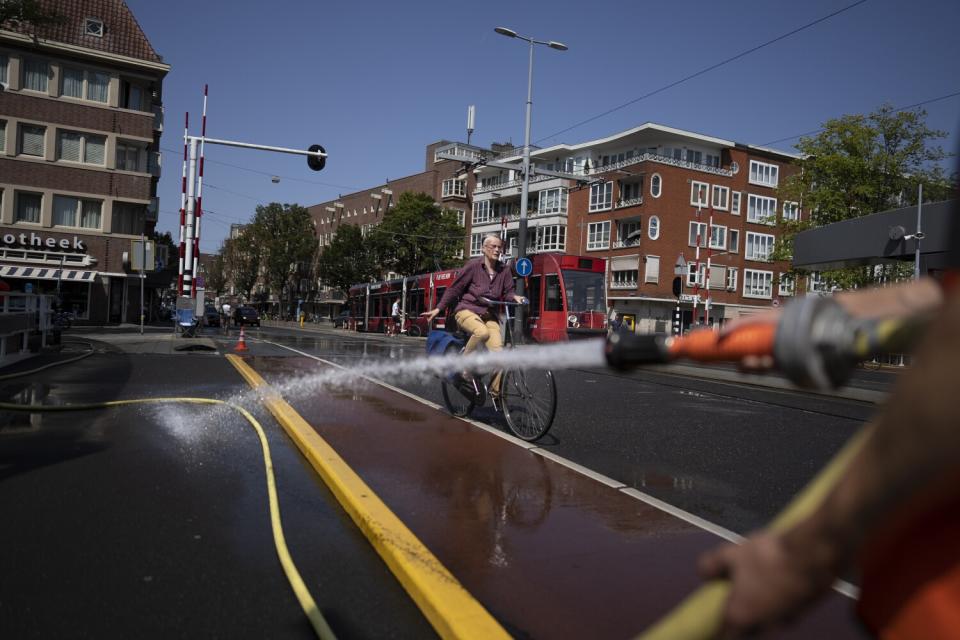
[455, 309, 504, 393]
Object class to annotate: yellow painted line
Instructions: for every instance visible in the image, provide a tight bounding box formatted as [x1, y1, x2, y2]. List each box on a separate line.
[226, 354, 510, 640]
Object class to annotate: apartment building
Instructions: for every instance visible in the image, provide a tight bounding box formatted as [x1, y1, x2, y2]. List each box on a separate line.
[0, 1, 168, 322]
[470, 123, 800, 332]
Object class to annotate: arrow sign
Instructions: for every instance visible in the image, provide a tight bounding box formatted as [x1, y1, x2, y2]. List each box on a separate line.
[515, 257, 533, 277]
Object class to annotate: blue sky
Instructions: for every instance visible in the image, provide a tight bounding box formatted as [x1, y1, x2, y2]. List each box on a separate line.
[128, 0, 960, 253]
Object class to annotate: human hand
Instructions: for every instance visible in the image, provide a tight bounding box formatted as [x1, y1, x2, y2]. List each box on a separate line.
[514, 295, 528, 305]
[421, 308, 440, 322]
[698, 529, 840, 638]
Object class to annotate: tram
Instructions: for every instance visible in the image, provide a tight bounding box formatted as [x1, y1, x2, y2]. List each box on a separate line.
[346, 253, 608, 342]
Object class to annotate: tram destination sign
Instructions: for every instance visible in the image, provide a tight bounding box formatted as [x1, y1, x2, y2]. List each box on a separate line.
[1, 231, 86, 251]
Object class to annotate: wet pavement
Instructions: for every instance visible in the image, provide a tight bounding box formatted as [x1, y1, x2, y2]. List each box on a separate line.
[245, 353, 867, 639]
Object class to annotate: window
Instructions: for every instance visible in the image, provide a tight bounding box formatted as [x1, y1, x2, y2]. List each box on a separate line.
[691, 181, 709, 207]
[472, 200, 492, 224]
[23, 59, 48, 92]
[589, 182, 613, 212]
[470, 233, 483, 256]
[648, 215, 660, 240]
[745, 232, 775, 261]
[705, 153, 721, 168]
[688, 222, 707, 247]
[808, 271, 829, 294]
[731, 191, 741, 215]
[749, 160, 779, 187]
[112, 202, 146, 235]
[441, 178, 465, 198]
[53, 195, 101, 229]
[644, 255, 660, 284]
[16, 192, 42, 223]
[726, 268, 738, 291]
[85, 17, 104, 37]
[612, 269, 638, 289]
[452, 209, 465, 226]
[686, 263, 704, 287]
[783, 201, 800, 222]
[587, 221, 610, 250]
[535, 225, 565, 252]
[712, 185, 729, 210]
[778, 273, 795, 296]
[743, 269, 774, 298]
[538, 188, 567, 214]
[121, 79, 146, 110]
[57, 130, 106, 165]
[545, 275, 563, 311]
[87, 71, 109, 102]
[0, 120, 5, 153]
[0, 54, 8, 85]
[709, 224, 728, 250]
[728, 229, 740, 253]
[747, 194, 777, 225]
[19, 124, 45, 157]
[685, 149, 702, 164]
[60, 66, 108, 103]
[650, 173, 662, 198]
[61, 67, 84, 97]
[619, 181, 642, 202]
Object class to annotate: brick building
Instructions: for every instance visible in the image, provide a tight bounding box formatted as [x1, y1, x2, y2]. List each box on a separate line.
[471, 123, 801, 332]
[0, 0, 168, 322]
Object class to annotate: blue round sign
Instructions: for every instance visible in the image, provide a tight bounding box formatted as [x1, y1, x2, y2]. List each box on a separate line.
[515, 257, 533, 277]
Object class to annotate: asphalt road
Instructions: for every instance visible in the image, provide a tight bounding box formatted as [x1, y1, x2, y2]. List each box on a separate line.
[250, 323, 889, 536]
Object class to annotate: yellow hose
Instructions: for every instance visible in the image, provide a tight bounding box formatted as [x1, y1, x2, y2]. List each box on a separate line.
[0, 397, 336, 640]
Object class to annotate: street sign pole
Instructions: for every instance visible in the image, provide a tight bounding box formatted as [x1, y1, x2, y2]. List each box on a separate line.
[140, 231, 145, 335]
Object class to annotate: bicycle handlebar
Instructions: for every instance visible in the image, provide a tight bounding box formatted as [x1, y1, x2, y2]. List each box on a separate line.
[480, 297, 528, 307]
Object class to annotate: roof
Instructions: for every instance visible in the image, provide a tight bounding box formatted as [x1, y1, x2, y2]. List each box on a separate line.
[1, 0, 164, 65]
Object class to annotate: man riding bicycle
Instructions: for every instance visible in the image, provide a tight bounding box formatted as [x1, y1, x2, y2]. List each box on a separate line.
[421, 234, 526, 396]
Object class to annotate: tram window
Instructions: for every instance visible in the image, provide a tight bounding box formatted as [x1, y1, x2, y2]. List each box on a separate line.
[545, 274, 563, 312]
[406, 289, 424, 315]
[527, 275, 541, 318]
[434, 287, 446, 309]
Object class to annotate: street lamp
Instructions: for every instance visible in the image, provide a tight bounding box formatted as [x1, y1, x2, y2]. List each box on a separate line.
[494, 26, 567, 330]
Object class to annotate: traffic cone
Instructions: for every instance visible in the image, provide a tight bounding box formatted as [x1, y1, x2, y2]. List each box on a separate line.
[235, 326, 249, 352]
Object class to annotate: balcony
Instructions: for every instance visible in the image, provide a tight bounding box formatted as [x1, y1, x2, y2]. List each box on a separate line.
[152, 105, 164, 132]
[610, 280, 638, 289]
[615, 196, 643, 209]
[611, 237, 641, 249]
[473, 173, 557, 195]
[590, 152, 733, 178]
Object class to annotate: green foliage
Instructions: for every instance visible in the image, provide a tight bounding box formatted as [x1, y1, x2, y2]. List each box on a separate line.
[223, 232, 260, 301]
[316, 224, 378, 292]
[205, 253, 227, 295]
[774, 104, 953, 290]
[250, 203, 317, 308]
[0, 0, 64, 26]
[366, 192, 466, 276]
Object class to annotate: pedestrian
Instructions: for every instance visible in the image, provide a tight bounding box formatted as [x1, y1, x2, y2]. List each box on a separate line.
[221, 301, 232, 329]
[607, 305, 621, 335]
[391, 298, 401, 336]
[697, 188, 960, 638]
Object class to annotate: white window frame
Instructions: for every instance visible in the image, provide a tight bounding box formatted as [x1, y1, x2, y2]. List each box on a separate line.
[783, 201, 800, 222]
[611, 269, 638, 289]
[587, 221, 610, 250]
[709, 224, 728, 250]
[747, 194, 777, 225]
[535, 224, 566, 252]
[472, 200, 492, 225]
[711, 185, 729, 211]
[648, 215, 660, 240]
[589, 182, 613, 212]
[85, 17, 104, 37]
[686, 263, 705, 287]
[743, 269, 774, 299]
[688, 221, 707, 248]
[778, 273, 795, 296]
[730, 191, 741, 215]
[749, 160, 779, 188]
[470, 233, 483, 257]
[690, 181, 709, 207]
[538, 187, 568, 215]
[644, 255, 660, 284]
[650, 173, 662, 198]
[745, 231, 775, 261]
[725, 267, 738, 291]
[441, 178, 466, 198]
[728, 229, 740, 253]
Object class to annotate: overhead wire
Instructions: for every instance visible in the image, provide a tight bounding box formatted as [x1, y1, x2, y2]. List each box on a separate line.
[535, 0, 870, 145]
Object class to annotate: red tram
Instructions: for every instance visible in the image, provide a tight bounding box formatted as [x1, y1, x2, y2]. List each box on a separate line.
[346, 253, 607, 342]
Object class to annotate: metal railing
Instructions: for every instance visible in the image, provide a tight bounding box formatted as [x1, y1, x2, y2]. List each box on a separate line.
[611, 238, 641, 249]
[615, 196, 644, 209]
[589, 152, 733, 177]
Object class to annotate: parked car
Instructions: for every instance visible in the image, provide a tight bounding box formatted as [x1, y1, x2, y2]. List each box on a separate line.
[333, 310, 351, 328]
[234, 306, 261, 327]
[203, 306, 220, 327]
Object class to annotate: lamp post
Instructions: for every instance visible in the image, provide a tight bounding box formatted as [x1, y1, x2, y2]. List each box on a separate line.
[495, 26, 567, 331]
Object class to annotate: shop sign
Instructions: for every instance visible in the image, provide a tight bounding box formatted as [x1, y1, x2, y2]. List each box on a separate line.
[1, 232, 86, 251]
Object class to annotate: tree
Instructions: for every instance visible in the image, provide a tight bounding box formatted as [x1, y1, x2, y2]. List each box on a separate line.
[366, 192, 466, 276]
[775, 104, 954, 290]
[223, 233, 260, 302]
[316, 224, 378, 292]
[0, 0, 64, 26]
[205, 253, 227, 296]
[250, 203, 316, 315]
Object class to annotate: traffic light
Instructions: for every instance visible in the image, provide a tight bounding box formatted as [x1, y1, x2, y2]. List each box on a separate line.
[672, 276, 682, 298]
[307, 144, 326, 171]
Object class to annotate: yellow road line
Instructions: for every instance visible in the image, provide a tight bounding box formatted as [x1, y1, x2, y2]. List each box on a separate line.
[226, 354, 510, 640]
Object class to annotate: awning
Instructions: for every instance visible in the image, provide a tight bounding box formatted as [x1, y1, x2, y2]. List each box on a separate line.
[0, 265, 98, 282]
[610, 254, 639, 271]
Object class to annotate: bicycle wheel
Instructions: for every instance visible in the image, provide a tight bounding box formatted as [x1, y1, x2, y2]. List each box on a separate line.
[501, 368, 557, 441]
[440, 346, 476, 418]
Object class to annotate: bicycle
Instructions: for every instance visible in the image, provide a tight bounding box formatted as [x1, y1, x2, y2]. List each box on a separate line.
[52, 310, 72, 331]
[433, 299, 557, 442]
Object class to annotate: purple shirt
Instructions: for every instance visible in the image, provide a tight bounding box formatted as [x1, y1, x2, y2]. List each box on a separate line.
[436, 258, 515, 316]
